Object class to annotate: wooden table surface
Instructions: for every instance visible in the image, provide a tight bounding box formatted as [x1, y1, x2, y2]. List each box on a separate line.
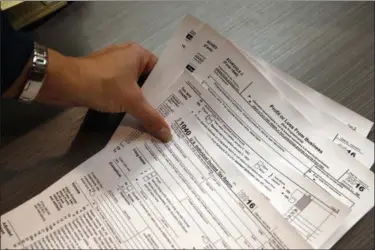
[1, 2, 374, 249]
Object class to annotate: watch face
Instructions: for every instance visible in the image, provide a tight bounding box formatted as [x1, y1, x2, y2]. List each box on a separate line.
[30, 52, 47, 82]
[34, 55, 47, 66]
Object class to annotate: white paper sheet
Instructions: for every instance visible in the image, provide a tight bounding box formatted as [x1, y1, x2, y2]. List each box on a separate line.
[150, 15, 372, 137]
[241, 52, 374, 169]
[184, 23, 375, 249]
[235, 53, 374, 169]
[254, 58, 373, 137]
[143, 70, 350, 248]
[138, 15, 374, 169]
[125, 15, 374, 248]
[0, 110, 311, 249]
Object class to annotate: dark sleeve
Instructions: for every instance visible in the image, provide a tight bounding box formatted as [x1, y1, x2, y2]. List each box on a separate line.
[1, 11, 34, 95]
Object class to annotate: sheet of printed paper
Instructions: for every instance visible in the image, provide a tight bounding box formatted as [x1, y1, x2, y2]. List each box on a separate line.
[126, 15, 374, 248]
[0, 110, 311, 249]
[240, 52, 374, 168]
[252, 56, 373, 137]
[157, 15, 372, 137]
[176, 23, 374, 249]
[111, 114, 311, 249]
[233, 51, 373, 137]
[136, 15, 374, 168]
[140, 70, 350, 248]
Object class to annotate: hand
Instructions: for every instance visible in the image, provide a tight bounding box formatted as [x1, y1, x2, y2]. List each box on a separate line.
[5, 43, 172, 142]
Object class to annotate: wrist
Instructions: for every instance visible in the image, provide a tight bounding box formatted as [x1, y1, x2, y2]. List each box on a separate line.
[35, 49, 85, 107]
[2, 47, 84, 107]
[5, 43, 50, 102]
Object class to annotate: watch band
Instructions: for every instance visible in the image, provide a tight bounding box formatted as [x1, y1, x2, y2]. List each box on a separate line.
[19, 42, 48, 102]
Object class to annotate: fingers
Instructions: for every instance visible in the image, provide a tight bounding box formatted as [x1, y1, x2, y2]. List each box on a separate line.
[142, 51, 158, 74]
[128, 89, 172, 142]
[130, 43, 158, 74]
[88, 42, 158, 75]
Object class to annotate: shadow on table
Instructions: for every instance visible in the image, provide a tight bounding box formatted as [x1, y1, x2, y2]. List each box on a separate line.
[0, 100, 64, 148]
[65, 110, 125, 163]
[62, 73, 149, 168]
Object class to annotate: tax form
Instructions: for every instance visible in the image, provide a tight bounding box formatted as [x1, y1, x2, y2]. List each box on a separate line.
[0, 112, 311, 249]
[233, 51, 373, 137]
[242, 52, 374, 168]
[146, 71, 349, 248]
[130, 15, 374, 248]
[167, 15, 372, 138]
[255, 58, 374, 137]
[111, 114, 311, 249]
[141, 15, 374, 169]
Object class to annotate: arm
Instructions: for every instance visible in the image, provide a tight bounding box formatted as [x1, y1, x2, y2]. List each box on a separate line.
[1, 12, 171, 142]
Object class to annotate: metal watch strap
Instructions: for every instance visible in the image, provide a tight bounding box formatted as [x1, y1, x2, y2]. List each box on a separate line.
[19, 42, 48, 102]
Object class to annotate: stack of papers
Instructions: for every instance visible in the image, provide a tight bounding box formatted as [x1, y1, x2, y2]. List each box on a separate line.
[1, 15, 373, 249]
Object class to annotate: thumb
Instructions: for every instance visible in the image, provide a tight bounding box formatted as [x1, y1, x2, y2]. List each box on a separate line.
[128, 93, 172, 142]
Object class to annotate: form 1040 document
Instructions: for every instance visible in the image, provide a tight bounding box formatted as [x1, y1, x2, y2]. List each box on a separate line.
[143, 70, 350, 248]
[126, 15, 374, 249]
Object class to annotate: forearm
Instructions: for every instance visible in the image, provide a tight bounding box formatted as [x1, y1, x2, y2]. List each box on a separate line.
[34, 49, 85, 107]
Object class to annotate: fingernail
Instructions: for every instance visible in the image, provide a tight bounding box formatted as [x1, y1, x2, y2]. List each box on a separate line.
[157, 127, 172, 142]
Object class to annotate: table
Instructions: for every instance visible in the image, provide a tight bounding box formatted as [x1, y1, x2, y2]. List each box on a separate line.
[4, 1, 67, 30]
[1, 2, 374, 249]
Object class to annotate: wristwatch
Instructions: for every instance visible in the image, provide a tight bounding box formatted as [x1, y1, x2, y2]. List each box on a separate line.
[18, 42, 48, 102]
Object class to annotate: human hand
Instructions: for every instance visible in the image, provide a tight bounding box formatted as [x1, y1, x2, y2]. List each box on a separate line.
[14, 43, 172, 142]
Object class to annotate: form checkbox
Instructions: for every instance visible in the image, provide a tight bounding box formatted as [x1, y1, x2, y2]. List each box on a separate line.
[255, 162, 263, 169]
[205, 115, 214, 124]
[291, 190, 303, 200]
